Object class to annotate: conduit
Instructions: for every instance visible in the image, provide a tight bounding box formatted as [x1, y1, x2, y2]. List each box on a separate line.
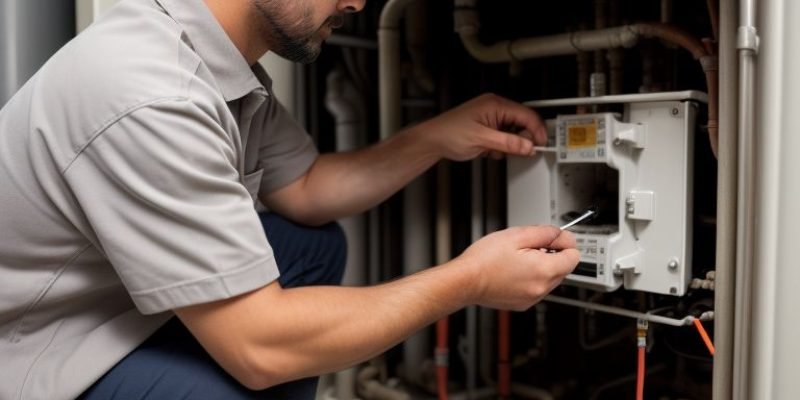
[711, 0, 738, 397]
[545, 295, 713, 327]
[732, 0, 758, 397]
[379, 0, 437, 394]
[326, 67, 368, 400]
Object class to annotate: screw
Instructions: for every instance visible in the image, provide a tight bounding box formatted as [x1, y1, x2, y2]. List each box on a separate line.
[671, 108, 680, 116]
[670, 287, 678, 294]
[668, 259, 679, 270]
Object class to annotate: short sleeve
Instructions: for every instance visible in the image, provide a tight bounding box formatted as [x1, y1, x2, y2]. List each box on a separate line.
[254, 95, 318, 195]
[63, 98, 279, 314]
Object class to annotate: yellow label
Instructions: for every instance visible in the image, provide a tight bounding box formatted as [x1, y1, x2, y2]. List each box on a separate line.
[567, 123, 598, 148]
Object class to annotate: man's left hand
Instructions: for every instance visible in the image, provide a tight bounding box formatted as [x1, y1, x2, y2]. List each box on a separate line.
[410, 93, 548, 161]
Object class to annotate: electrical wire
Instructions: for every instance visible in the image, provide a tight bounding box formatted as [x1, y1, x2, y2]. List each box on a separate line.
[693, 319, 716, 356]
[636, 320, 648, 400]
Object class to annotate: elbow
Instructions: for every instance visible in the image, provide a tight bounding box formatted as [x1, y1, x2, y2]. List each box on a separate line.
[235, 370, 276, 392]
[261, 198, 337, 227]
[278, 209, 337, 227]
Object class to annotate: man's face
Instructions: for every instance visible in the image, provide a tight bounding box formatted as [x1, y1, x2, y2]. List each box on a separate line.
[251, 0, 348, 64]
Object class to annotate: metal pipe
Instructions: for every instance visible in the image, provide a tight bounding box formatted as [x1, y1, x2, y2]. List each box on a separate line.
[711, 0, 738, 398]
[466, 159, 484, 398]
[732, 0, 758, 397]
[378, 0, 414, 139]
[399, 1, 435, 391]
[593, 0, 608, 101]
[544, 295, 712, 327]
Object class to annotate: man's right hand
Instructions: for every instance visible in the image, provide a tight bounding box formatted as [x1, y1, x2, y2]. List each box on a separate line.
[453, 226, 580, 311]
[176, 224, 579, 390]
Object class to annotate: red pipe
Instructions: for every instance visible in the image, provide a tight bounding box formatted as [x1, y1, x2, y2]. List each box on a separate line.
[436, 318, 449, 400]
[498, 310, 511, 398]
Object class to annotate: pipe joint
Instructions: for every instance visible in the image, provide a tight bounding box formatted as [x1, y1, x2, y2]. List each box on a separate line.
[736, 26, 760, 53]
[378, 0, 415, 29]
[700, 55, 719, 72]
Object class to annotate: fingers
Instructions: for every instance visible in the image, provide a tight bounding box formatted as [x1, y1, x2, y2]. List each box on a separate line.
[479, 129, 535, 157]
[508, 226, 580, 275]
[509, 225, 562, 249]
[542, 248, 581, 275]
[488, 95, 548, 145]
[548, 230, 577, 250]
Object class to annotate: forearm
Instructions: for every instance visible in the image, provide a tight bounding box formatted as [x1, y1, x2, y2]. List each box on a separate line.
[263, 126, 440, 225]
[176, 259, 478, 389]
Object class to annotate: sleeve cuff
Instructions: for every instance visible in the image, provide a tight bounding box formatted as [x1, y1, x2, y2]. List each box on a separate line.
[129, 255, 280, 314]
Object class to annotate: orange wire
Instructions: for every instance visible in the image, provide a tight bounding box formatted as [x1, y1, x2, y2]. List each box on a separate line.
[636, 346, 645, 400]
[693, 319, 716, 356]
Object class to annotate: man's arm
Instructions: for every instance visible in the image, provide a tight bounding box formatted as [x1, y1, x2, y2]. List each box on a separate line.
[261, 94, 548, 225]
[175, 226, 579, 390]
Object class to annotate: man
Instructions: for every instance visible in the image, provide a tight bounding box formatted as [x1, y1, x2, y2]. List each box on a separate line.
[0, 0, 580, 398]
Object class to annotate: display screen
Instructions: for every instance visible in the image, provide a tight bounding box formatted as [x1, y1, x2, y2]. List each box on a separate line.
[567, 123, 598, 148]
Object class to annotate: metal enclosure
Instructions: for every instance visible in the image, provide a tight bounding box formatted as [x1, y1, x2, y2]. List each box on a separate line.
[509, 91, 705, 296]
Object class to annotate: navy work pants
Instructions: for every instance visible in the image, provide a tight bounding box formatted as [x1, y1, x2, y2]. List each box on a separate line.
[79, 213, 347, 400]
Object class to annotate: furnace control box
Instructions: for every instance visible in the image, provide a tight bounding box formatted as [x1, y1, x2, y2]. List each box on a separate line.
[508, 91, 705, 296]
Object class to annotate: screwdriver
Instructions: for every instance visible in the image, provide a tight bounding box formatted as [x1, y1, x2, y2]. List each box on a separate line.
[559, 209, 596, 230]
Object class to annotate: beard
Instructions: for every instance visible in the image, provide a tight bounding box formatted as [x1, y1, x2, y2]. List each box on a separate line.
[252, 0, 344, 64]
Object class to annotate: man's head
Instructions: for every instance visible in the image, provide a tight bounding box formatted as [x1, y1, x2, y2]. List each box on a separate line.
[251, 0, 365, 63]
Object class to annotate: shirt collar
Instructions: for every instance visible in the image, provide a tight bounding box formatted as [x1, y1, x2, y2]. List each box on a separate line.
[156, 0, 266, 101]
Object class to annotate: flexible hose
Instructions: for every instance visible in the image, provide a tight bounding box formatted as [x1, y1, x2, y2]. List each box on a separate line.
[694, 319, 716, 356]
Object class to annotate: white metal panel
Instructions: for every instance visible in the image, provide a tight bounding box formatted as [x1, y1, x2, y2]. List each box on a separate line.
[749, 0, 800, 398]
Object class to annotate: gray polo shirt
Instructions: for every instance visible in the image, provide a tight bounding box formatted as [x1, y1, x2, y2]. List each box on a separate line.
[0, 0, 318, 398]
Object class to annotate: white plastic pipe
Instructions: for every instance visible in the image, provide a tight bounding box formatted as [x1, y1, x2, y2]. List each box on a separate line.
[456, 24, 639, 63]
[326, 67, 368, 400]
